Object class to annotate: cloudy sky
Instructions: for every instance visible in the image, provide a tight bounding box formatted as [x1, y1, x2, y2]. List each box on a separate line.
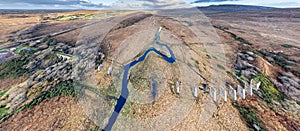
[0, 0, 299, 9]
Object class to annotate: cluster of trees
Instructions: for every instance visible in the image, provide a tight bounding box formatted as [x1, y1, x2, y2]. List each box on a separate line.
[0, 57, 31, 79]
[0, 80, 75, 124]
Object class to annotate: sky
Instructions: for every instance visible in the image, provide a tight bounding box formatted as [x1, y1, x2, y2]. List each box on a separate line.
[0, 0, 299, 9]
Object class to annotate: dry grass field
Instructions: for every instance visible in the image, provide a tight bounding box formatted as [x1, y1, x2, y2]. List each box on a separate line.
[0, 7, 299, 130]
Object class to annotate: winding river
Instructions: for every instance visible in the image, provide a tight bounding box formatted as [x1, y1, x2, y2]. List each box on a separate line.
[104, 27, 176, 131]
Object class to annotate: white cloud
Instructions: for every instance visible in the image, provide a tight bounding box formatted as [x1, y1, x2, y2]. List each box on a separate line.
[110, 0, 192, 10]
[0, 0, 299, 9]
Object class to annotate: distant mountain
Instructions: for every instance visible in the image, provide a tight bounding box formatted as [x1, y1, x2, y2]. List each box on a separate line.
[197, 4, 275, 13]
[0, 9, 78, 15]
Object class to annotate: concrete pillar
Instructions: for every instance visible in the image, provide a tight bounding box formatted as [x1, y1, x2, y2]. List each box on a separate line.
[209, 87, 217, 102]
[238, 85, 246, 99]
[192, 84, 198, 98]
[220, 86, 227, 102]
[246, 85, 253, 96]
[97, 64, 103, 71]
[107, 66, 113, 75]
[175, 81, 180, 94]
[229, 85, 237, 101]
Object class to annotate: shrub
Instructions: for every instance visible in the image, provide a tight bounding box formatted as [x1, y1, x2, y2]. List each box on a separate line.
[254, 73, 285, 103]
[233, 103, 266, 131]
[217, 64, 226, 70]
[281, 44, 293, 48]
[0, 106, 8, 117]
[0, 57, 30, 79]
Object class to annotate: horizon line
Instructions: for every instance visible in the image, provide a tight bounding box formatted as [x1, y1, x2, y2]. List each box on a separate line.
[1, 4, 300, 10]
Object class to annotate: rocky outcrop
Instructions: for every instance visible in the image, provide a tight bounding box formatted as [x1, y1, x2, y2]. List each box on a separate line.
[278, 76, 300, 102]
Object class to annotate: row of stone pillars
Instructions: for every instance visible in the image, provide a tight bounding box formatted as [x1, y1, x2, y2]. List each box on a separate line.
[208, 79, 261, 102]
